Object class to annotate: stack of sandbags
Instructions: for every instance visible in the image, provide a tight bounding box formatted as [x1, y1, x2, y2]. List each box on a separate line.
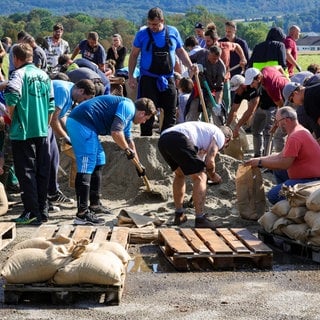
[258, 181, 320, 246]
[1, 235, 131, 285]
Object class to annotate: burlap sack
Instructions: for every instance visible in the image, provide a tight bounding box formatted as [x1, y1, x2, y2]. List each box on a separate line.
[306, 188, 320, 211]
[223, 137, 243, 160]
[13, 237, 52, 250]
[1, 246, 71, 283]
[287, 206, 307, 224]
[0, 182, 8, 216]
[271, 200, 291, 217]
[85, 241, 132, 264]
[307, 235, 320, 246]
[281, 181, 320, 207]
[281, 223, 309, 242]
[258, 211, 279, 233]
[304, 211, 320, 236]
[53, 251, 124, 285]
[272, 217, 294, 235]
[236, 164, 266, 220]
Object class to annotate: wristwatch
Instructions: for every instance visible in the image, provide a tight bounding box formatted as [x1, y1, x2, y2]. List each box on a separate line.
[258, 158, 263, 168]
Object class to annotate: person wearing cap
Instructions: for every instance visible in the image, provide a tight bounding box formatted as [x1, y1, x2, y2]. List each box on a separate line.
[44, 23, 70, 74]
[226, 74, 260, 138]
[244, 66, 289, 156]
[283, 81, 320, 130]
[194, 23, 206, 48]
[244, 106, 320, 205]
[219, 21, 250, 78]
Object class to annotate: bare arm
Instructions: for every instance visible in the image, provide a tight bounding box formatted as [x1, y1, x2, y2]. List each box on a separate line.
[176, 47, 193, 70]
[70, 45, 80, 60]
[204, 138, 222, 183]
[244, 152, 294, 170]
[50, 107, 68, 139]
[128, 46, 140, 88]
[233, 43, 247, 69]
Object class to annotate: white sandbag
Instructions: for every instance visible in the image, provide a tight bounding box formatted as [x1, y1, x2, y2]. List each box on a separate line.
[1, 246, 70, 283]
[287, 206, 307, 224]
[85, 241, 132, 264]
[281, 223, 309, 242]
[258, 211, 279, 233]
[306, 188, 320, 211]
[53, 251, 124, 285]
[271, 200, 291, 217]
[304, 211, 320, 236]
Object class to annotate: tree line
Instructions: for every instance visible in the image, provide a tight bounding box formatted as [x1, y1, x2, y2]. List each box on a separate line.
[0, 6, 317, 54]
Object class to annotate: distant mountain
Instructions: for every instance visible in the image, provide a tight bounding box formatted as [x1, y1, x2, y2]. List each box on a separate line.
[1, 0, 317, 22]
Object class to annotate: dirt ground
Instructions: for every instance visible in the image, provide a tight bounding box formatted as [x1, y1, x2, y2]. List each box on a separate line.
[1, 132, 320, 320]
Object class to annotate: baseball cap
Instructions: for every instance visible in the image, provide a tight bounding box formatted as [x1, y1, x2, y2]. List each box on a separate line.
[282, 82, 300, 105]
[230, 75, 245, 91]
[195, 22, 204, 29]
[244, 68, 260, 85]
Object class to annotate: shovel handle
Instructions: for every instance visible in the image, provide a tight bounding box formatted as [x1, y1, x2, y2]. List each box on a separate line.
[130, 157, 152, 192]
[195, 72, 209, 123]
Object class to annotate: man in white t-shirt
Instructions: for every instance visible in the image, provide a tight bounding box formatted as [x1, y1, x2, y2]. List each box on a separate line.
[158, 121, 232, 228]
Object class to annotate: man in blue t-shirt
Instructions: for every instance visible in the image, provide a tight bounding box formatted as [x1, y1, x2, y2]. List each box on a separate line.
[128, 7, 196, 136]
[66, 96, 157, 225]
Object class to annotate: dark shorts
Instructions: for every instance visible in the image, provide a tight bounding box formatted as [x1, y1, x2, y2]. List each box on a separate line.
[158, 131, 205, 175]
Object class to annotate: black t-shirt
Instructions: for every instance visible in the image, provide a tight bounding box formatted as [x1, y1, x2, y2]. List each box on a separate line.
[233, 85, 258, 104]
[304, 83, 320, 122]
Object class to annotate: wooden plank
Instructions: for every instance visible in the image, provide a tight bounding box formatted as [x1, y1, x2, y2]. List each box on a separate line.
[0, 222, 16, 250]
[34, 225, 58, 238]
[217, 228, 251, 254]
[93, 226, 111, 243]
[195, 228, 234, 254]
[231, 228, 273, 254]
[72, 225, 95, 242]
[180, 229, 211, 254]
[159, 229, 194, 255]
[110, 227, 129, 248]
[55, 225, 74, 238]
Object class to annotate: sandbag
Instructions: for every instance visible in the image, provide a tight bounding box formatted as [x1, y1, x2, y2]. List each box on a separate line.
[53, 251, 124, 285]
[306, 188, 320, 211]
[1, 246, 71, 283]
[13, 237, 52, 250]
[281, 223, 309, 242]
[304, 211, 320, 236]
[85, 241, 132, 264]
[287, 206, 307, 224]
[0, 182, 8, 216]
[223, 137, 243, 160]
[281, 181, 320, 207]
[258, 211, 279, 233]
[271, 200, 291, 217]
[307, 235, 320, 246]
[272, 217, 294, 235]
[235, 164, 266, 220]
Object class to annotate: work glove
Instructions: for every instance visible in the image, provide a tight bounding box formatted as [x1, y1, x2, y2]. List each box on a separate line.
[136, 165, 146, 177]
[124, 148, 135, 160]
[296, 65, 302, 72]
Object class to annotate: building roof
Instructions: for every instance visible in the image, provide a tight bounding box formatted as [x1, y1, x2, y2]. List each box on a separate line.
[297, 36, 320, 46]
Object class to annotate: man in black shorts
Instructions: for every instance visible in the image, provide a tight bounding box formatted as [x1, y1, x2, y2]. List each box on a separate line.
[158, 121, 232, 228]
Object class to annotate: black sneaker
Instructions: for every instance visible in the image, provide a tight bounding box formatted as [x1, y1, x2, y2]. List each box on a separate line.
[74, 210, 105, 226]
[48, 202, 61, 213]
[173, 212, 188, 226]
[48, 190, 74, 204]
[89, 204, 112, 215]
[195, 214, 216, 229]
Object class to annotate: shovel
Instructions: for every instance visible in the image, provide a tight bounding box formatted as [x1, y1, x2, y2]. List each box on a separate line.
[128, 155, 168, 202]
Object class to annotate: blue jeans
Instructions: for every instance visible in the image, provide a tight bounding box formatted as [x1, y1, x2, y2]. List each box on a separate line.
[267, 169, 320, 204]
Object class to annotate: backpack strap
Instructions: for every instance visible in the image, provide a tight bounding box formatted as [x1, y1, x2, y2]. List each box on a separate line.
[146, 26, 172, 51]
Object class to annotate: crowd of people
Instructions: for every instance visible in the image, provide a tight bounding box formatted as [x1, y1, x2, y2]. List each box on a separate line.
[0, 6, 320, 229]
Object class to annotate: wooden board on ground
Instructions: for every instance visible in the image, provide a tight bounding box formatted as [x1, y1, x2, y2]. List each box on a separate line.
[258, 229, 320, 264]
[3, 225, 130, 305]
[0, 222, 16, 251]
[159, 227, 273, 271]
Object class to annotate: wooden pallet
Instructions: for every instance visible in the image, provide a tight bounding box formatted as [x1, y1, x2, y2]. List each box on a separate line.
[159, 228, 273, 271]
[258, 229, 320, 263]
[0, 222, 16, 251]
[3, 225, 130, 305]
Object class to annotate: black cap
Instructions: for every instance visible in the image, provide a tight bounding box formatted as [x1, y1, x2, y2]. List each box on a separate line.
[195, 22, 204, 29]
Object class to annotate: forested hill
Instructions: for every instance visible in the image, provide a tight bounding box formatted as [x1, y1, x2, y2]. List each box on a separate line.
[2, 0, 318, 22]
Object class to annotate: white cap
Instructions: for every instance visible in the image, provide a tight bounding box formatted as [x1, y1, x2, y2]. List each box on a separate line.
[230, 74, 245, 91]
[244, 68, 260, 85]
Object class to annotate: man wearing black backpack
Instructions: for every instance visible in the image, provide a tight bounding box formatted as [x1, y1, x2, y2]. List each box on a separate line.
[128, 7, 196, 136]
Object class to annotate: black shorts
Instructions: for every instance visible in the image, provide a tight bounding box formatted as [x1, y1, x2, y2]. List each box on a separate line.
[158, 131, 205, 175]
